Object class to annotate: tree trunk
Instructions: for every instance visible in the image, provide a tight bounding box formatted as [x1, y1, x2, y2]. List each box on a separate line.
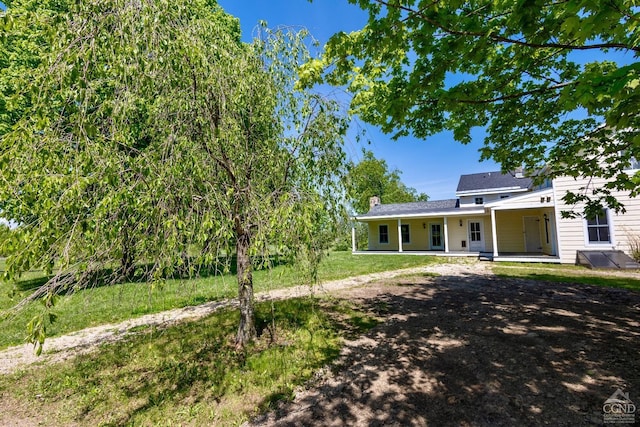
[235, 228, 256, 347]
[120, 227, 135, 281]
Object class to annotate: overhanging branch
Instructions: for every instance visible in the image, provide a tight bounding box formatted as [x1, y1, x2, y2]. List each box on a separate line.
[375, 0, 640, 53]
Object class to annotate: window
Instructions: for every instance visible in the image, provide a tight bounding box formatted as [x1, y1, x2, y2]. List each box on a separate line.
[470, 222, 482, 242]
[586, 210, 611, 243]
[379, 225, 389, 244]
[621, 150, 640, 170]
[500, 195, 510, 199]
[430, 224, 442, 248]
[401, 224, 410, 244]
[475, 197, 484, 205]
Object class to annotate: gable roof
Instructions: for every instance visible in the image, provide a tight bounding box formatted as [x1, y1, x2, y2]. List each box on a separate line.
[456, 171, 532, 194]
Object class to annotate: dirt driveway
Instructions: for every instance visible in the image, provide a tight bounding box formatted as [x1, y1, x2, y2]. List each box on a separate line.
[250, 268, 640, 426]
[1, 262, 639, 426]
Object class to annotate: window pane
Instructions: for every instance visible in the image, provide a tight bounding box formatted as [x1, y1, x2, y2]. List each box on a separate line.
[379, 225, 388, 244]
[401, 224, 410, 243]
[586, 210, 611, 243]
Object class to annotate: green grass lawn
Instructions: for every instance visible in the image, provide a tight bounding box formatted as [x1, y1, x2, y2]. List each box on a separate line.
[0, 252, 439, 350]
[0, 297, 379, 426]
[2, 257, 640, 425]
[492, 262, 640, 291]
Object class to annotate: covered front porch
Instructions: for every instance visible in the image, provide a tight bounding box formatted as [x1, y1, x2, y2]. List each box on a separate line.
[352, 189, 561, 263]
[351, 250, 562, 263]
[486, 188, 559, 260]
[352, 210, 492, 254]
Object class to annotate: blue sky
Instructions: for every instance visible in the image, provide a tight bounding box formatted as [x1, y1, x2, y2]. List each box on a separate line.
[218, 0, 500, 200]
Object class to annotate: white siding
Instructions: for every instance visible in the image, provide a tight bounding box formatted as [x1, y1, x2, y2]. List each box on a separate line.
[553, 175, 640, 263]
[488, 189, 554, 210]
[458, 191, 529, 208]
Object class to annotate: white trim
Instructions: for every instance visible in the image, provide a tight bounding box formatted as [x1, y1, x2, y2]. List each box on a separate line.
[354, 209, 485, 221]
[351, 227, 356, 253]
[468, 219, 485, 251]
[583, 209, 615, 248]
[485, 188, 554, 209]
[397, 219, 403, 253]
[444, 217, 450, 253]
[552, 183, 564, 261]
[491, 209, 498, 257]
[456, 187, 529, 196]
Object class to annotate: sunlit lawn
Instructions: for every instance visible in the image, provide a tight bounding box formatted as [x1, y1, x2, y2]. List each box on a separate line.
[492, 262, 640, 292]
[2, 257, 640, 425]
[0, 297, 379, 426]
[0, 252, 439, 349]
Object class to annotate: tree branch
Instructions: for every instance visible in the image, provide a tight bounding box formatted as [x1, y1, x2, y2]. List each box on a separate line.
[417, 80, 573, 105]
[374, 0, 640, 53]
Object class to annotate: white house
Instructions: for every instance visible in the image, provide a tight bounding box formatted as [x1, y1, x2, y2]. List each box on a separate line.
[352, 168, 640, 267]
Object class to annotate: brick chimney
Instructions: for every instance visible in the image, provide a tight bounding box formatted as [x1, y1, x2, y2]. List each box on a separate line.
[369, 196, 381, 209]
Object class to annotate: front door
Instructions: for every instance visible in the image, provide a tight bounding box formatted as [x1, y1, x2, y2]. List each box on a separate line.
[524, 216, 542, 253]
[430, 223, 443, 250]
[468, 220, 485, 251]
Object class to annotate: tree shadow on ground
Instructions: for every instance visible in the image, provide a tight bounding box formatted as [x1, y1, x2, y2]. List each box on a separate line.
[252, 272, 640, 426]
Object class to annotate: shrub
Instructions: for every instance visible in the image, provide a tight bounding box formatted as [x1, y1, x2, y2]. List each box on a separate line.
[629, 234, 640, 262]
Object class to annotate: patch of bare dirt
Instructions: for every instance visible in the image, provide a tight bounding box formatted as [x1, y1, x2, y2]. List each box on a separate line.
[250, 269, 640, 426]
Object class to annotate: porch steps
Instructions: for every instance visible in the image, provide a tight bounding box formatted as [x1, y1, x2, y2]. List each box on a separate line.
[478, 252, 494, 262]
[576, 250, 640, 270]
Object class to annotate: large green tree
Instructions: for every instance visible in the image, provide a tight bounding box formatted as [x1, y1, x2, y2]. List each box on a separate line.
[348, 149, 428, 214]
[0, 0, 348, 349]
[302, 0, 640, 216]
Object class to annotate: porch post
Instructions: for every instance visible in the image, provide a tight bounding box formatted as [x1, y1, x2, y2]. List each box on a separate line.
[443, 217, 450, 253]
[491, 208, 499, 257]
[351, 226, 357, 253]
[397, 218, 403, 253]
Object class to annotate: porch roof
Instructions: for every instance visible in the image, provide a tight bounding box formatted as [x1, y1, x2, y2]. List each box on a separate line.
[354, 199, 485, 221]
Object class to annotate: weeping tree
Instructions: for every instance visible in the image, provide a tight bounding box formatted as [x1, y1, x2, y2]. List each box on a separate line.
[0, 0, 348, 350]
